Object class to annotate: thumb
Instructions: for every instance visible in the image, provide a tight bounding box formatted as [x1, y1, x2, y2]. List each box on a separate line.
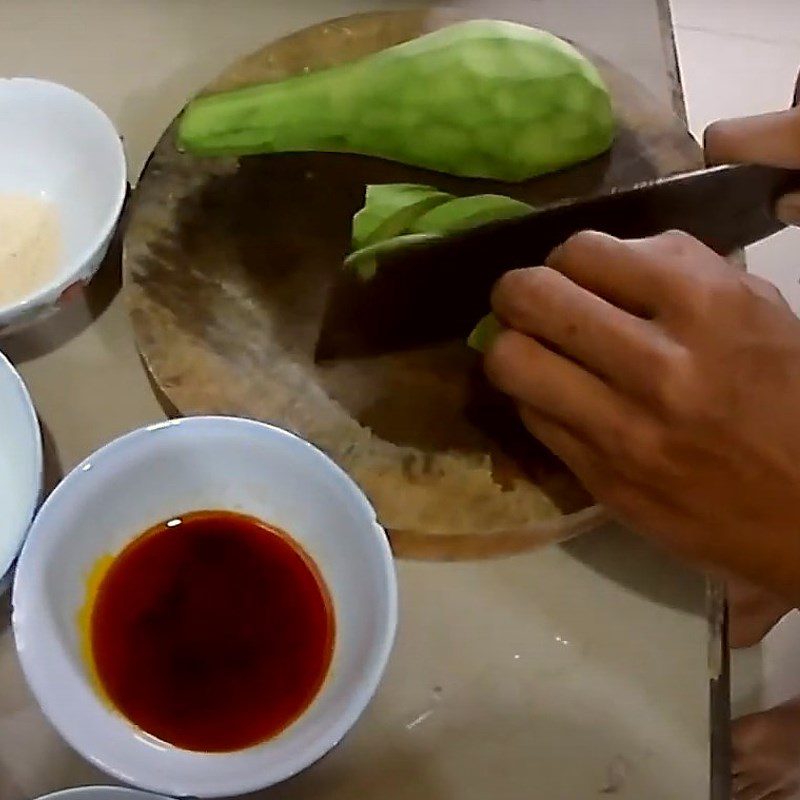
[704, 106, 800, 169]
[704, 72, 800, 225]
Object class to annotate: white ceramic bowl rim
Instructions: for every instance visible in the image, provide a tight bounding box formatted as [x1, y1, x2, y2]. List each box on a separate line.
[0, 78, 127, 321]
[13, 416, 398, 798]
[0, 348, 43, 581]
[35, 788, 169, 800]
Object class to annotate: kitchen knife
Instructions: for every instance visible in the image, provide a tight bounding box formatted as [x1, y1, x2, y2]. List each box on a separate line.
[315, 163, 800, 361]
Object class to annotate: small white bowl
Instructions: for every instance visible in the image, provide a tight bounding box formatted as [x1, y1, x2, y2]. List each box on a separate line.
[13, 417, 397, 798]
[36, 788, 168, 800]
[0, 349, 42, 594]
[0, 78, 127, 332]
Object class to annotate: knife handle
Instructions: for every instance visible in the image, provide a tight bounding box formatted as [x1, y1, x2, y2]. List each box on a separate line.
[703, 164, 800, 252]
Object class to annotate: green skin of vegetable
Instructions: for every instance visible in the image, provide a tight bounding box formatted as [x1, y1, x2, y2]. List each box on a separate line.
[178, 20, 615, 182]
[347, 183, 531, 344]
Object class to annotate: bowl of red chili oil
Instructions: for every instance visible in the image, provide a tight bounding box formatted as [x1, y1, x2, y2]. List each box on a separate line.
[12, 416, 397, 798]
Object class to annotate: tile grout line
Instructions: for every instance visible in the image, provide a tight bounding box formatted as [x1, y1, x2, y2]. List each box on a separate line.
[675, 22, 800, 49]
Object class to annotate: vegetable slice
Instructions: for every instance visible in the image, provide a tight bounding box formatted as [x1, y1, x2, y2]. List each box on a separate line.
[344, 233, 441, 280]
[467, 313, 504, 353]
[410, 194, 533, 235]
[352, 184, 450, 250]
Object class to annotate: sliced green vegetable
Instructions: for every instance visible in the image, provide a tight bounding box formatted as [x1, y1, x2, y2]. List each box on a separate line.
[352, 184, 451, 250]
[410, 194, 533, 235]
[344, 233, 441, 280]
[178, 20, 615, 182]
[351, 184, 535, 248]
[467, 313, 503, 353]
[347, 185, 537, 342]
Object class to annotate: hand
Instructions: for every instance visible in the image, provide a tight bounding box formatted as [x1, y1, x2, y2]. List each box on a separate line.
[485, 231, 800, 602]
[705, 70, 800, 225]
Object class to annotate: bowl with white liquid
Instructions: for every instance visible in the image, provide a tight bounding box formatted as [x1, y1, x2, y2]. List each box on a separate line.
[0, 78, 127, 332]
[0, 349, 42, 594]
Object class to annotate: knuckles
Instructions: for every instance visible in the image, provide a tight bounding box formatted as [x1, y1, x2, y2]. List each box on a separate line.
[654, 228, 698, 253]
[547, 230, 609, 266]
[681, 270, 785, 324]
[494, 266, 558, 308]
[643, 233, 786, 321]
[669, 269, 745, 321]
[492, 267, 570, 329]
[740, 272, 789, 308]
[645, 345, 700, 419]
[631, 229, 709, 262]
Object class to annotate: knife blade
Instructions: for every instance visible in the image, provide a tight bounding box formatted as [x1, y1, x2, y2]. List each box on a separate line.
[315, 163, 800, 361]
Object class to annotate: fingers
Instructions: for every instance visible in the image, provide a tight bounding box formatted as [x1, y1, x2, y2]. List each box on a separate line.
[732, 768, 776, 800]
[491, 265, 667, 391]
[490, 232, 720, 396]
[544, 229, 725, 317]
[543, 230, 670, 315]
[516, 404, 594, 474]
[705, 107, 800, 168]
[484, 328, 629, 437]
[735, 784, 775, 800]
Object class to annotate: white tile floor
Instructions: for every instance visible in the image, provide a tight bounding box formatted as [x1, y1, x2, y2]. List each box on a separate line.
[671, 0, 800, 718]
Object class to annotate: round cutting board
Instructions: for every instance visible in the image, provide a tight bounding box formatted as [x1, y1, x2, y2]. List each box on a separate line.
[124, 9, 702, 559]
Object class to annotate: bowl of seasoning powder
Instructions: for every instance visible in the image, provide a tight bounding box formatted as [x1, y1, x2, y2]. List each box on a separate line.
[0, 78, 126, 332]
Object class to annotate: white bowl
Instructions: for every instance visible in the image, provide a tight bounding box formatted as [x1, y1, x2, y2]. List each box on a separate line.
[13, 417, 397, 798]
[0, 78, 126, 331]
[0, 349, 42, 594]
[36, 788, 168, 800]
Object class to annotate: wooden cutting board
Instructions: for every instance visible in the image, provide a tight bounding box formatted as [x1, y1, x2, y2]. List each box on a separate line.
[123, 8, 702, 559]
